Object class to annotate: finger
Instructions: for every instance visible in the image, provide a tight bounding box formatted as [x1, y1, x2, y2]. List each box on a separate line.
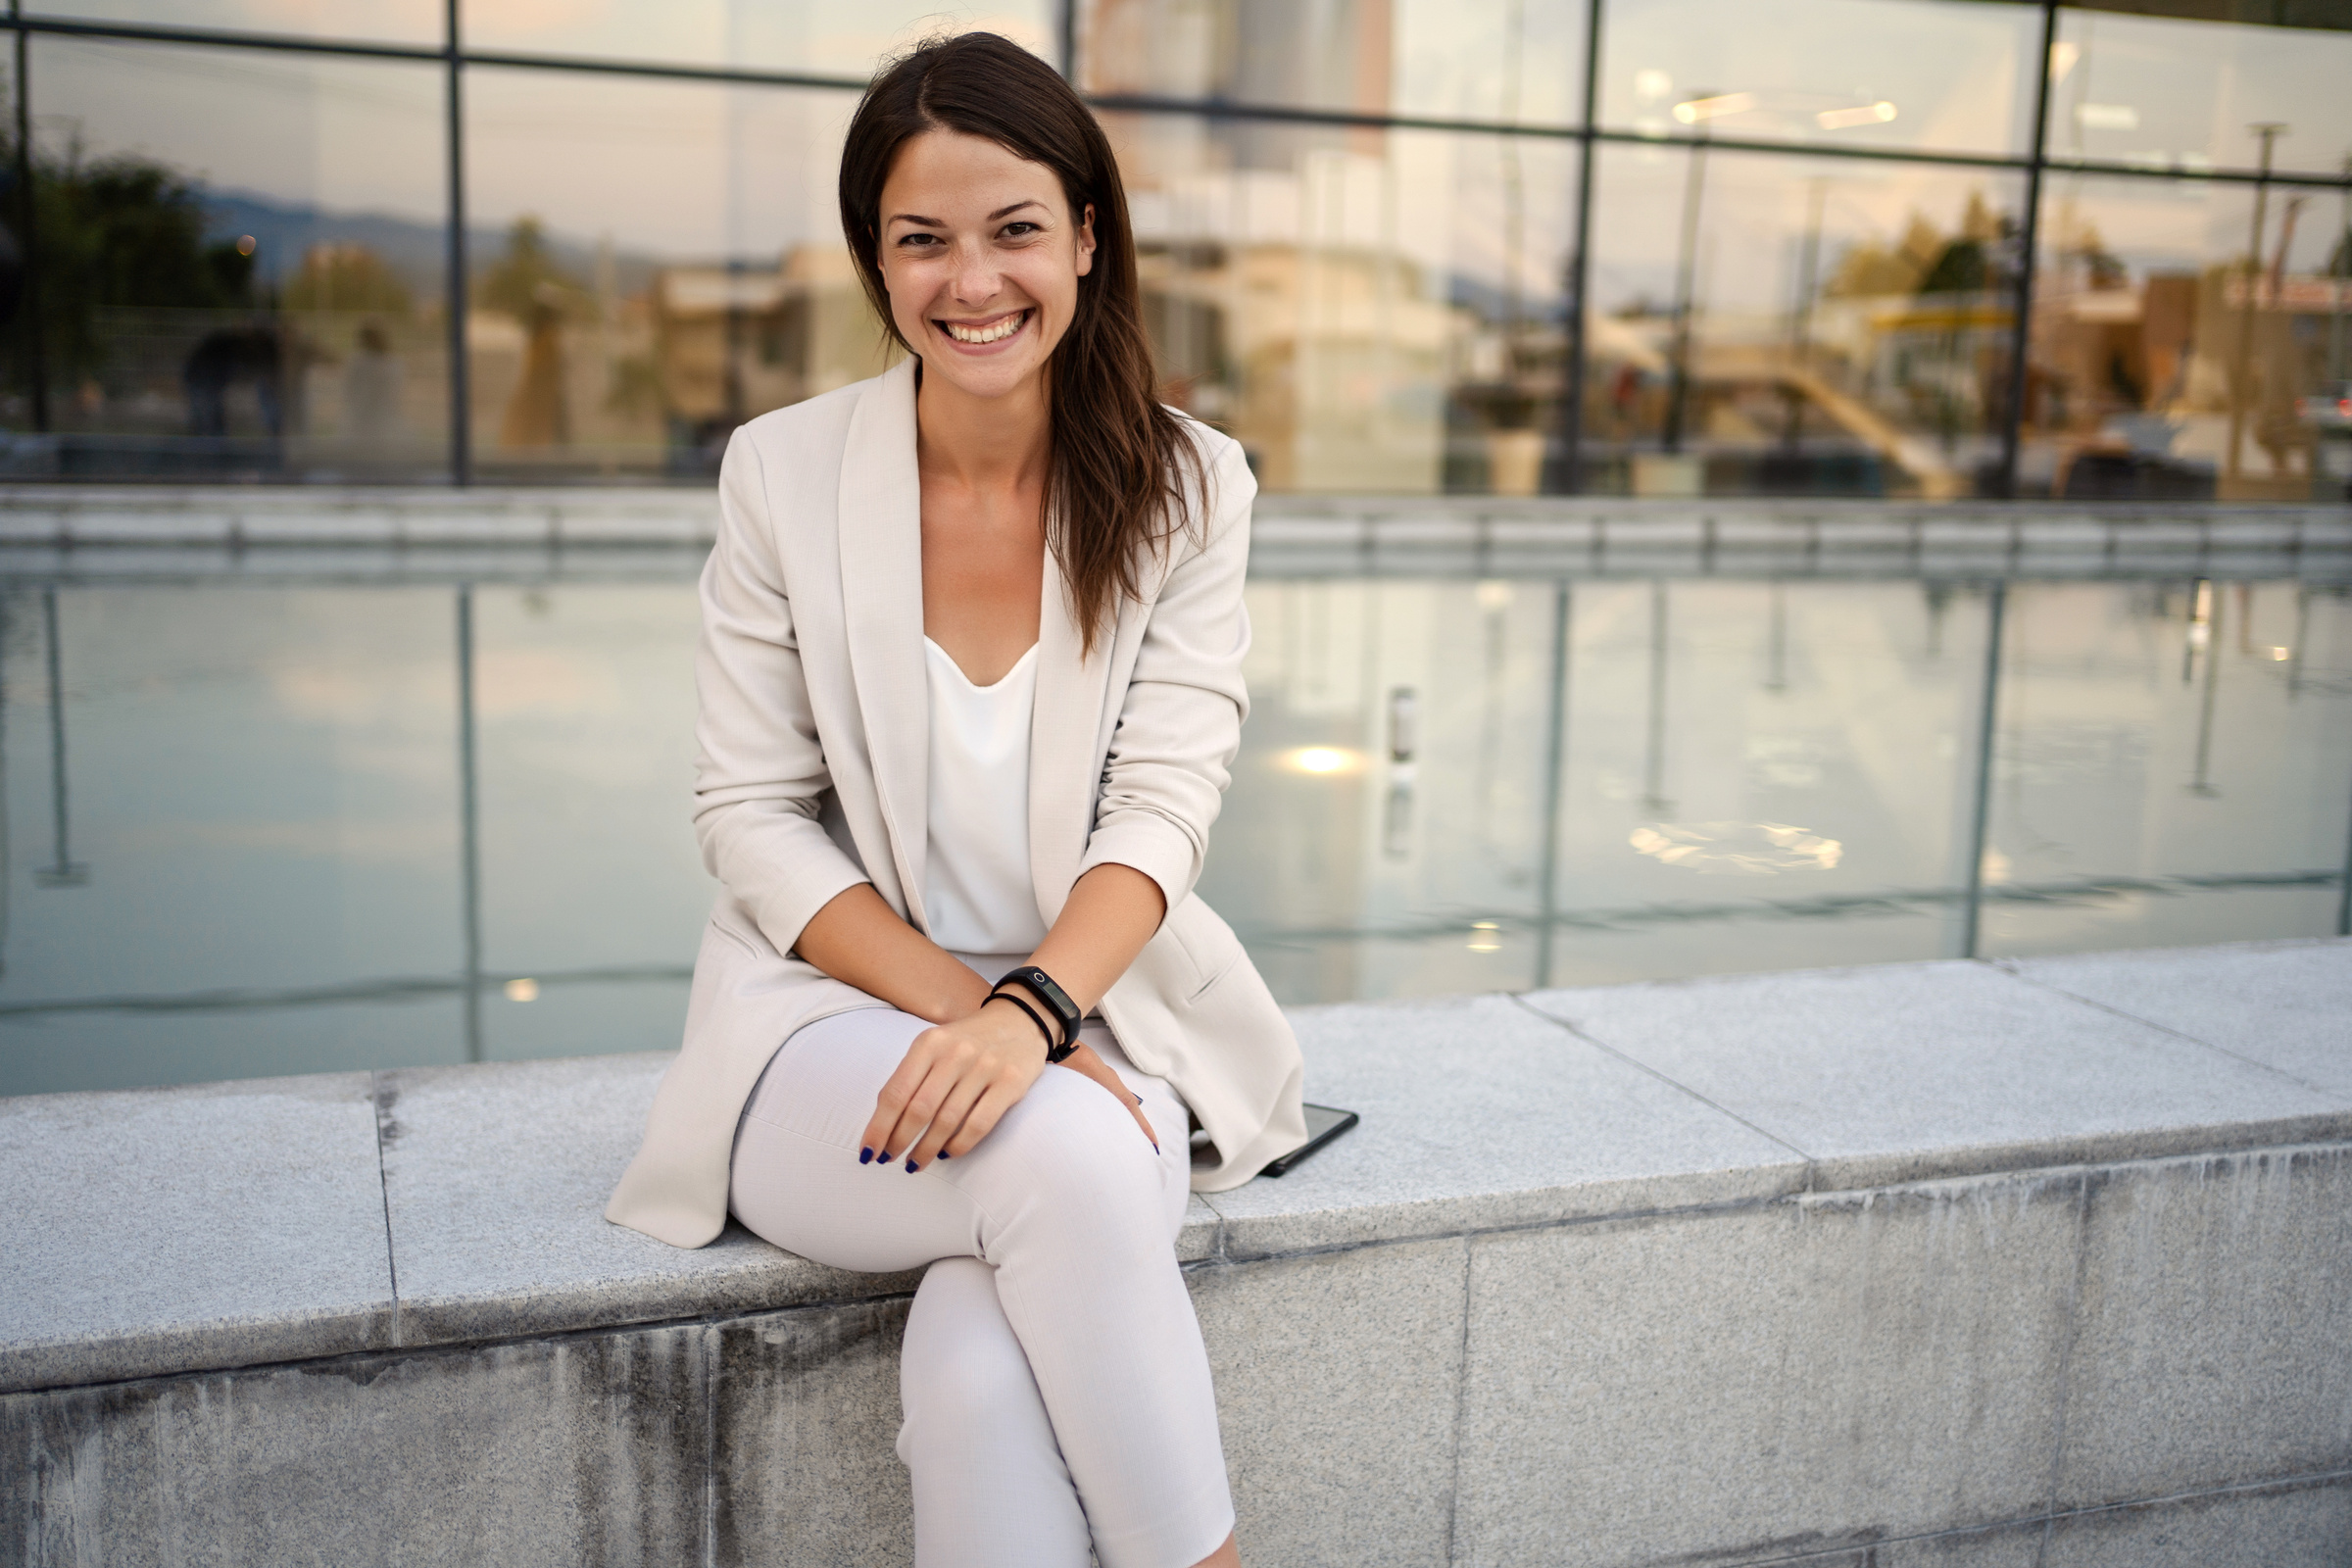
[856, 1048, 926, 1161]
[861, 1030, 947, 1161]
[1059, 1050, 1160, 1153]
[879, 1052, 964, 1166]
[906, 1070, 990, 1171]
[943, 1081, 1023, 1159]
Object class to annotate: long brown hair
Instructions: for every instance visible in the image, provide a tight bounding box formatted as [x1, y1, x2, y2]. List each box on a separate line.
[840, 31, 1203, 653]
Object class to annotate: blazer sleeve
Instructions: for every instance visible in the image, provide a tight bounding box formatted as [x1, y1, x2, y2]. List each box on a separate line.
[691, 428, 871, 954]
[1075, 430, 1255, 912]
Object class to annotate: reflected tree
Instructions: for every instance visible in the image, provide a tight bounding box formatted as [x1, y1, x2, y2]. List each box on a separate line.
[477, 217, 584, 449]
[0, 138, 263, 414]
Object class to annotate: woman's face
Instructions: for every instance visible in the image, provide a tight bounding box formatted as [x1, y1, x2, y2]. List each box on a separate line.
[876, 128, 1095, 404]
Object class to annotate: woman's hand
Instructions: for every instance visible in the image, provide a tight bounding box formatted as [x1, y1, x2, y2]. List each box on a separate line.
[1055, 1042, 1160, 1154]
[861, 1001, 1160, 1170]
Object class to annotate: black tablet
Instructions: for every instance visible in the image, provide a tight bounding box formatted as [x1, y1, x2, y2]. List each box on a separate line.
[1258, 1102, 1359, 1178]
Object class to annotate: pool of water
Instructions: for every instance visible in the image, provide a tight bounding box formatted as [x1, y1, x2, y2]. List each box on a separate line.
[1, 556, 2346, 1097]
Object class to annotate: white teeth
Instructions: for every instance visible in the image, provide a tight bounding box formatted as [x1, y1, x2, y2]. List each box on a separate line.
[944, 312, 1024, 344]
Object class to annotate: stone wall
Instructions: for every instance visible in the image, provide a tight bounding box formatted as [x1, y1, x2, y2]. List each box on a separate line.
[6, 940, 2349, 1566]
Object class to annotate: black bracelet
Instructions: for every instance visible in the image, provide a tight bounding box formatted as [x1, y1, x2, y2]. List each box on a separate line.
[995, 965, 1083, 1061]
[986, 990, 1058, 1058]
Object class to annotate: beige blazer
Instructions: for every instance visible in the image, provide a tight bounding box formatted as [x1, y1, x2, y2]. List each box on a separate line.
[606, 357, 1307, 1249]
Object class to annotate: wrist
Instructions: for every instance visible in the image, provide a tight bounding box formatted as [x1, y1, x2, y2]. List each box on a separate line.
[981, 992, 1058, 1058]
[927, 970, 994, 1024]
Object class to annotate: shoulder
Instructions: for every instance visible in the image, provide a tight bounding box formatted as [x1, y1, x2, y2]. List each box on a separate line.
[1163, 406, 1249, 477]
[1159, 408, 1255, 540]
[730, 372, 881, 465]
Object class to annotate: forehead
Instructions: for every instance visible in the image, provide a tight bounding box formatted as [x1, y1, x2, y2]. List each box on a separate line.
[881, 129, 1069, 221]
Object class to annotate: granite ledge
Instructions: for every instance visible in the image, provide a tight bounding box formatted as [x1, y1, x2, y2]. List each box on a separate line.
[2, 939, 2345, 1395]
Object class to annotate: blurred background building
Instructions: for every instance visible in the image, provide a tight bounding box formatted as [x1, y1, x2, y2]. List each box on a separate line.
[0, 0, 2346, 502]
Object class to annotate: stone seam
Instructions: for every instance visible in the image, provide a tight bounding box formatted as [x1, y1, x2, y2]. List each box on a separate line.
[2032, 1170, 2096, 1568]
[1709, 1465, 2352, 1568]
[1503, 990, 1820, 1175]
[367, 1069, 401, 1347]
[1995, 960, 2352, 1102]
[15, 1137, 2348, 1397]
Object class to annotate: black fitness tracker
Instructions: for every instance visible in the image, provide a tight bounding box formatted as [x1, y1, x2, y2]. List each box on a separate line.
[987, 990, 1058, 1057]
[994, 964, 1082, 1063]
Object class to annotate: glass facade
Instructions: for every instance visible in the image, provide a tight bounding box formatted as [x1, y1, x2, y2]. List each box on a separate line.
[1, 0, 2347, 500]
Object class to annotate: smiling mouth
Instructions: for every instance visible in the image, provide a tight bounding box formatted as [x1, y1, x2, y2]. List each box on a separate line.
[940, 310, 1028, 345]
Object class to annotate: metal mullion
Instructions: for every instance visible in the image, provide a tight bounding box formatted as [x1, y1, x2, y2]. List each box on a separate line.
[2040, 157, 2352, 190]
[445, 0, 467, 487]
[13, 9, 2349, 194]
[459, 47, 865, 92]
[1588, 123, 2030, 173]
[1555, 0, 1603, 494]
[1997, 0, 2060, 500]
[4, 13, 443, 62]
[1085, 90, 1587, 141]
[11, 0, 45, 432]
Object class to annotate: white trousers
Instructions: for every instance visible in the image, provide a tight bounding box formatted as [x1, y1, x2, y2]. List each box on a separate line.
[728, 1004, 1234, 1568]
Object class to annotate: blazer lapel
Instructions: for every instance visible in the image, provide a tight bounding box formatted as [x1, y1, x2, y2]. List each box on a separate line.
[837, 357, 931, 931]
[1029, 540, 1116, 925]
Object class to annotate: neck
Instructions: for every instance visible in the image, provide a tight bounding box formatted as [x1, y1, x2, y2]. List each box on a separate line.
[913, 359, 1052, 492]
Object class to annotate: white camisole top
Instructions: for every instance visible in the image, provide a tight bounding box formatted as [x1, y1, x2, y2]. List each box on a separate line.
[922, 635, 1050, 956]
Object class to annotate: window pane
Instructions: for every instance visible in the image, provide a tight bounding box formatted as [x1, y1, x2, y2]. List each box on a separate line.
[1104, 112, 1579, 494]
[2021, 171, 2351, 503]
[471, 584, 707, 1063]
[33, 0, 443, 47]
[0, 584, 466, 1095]
[461, 1, 1054, 77]
[1580, 142, 2026, 498]
[1081, 0, 1587, 128]
[464, 68, 885, 480]
[2050, 7, 2352, 178]
[8, 37, 451, 479]
[1599, 0, 2043, 159]
[1980, 579, 2352, 958]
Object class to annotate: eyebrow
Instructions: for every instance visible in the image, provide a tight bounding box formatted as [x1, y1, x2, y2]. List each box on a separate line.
[887, 200, 1047, 228]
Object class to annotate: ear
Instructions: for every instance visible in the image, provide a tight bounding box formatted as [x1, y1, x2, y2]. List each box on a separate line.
[1074, 202, 1097, 278]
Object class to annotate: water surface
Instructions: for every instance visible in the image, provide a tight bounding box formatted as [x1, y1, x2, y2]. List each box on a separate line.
[1, 561, 2344, 1096]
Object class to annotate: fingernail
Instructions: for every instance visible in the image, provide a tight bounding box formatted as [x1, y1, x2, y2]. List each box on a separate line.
[1152, 1143, 1161, 1155]
[938, 1150, 950, 1159]
[905, 1157, 919, 1173]
[859, 1147, 874, 1164]
[875, 1150, 890, 1165]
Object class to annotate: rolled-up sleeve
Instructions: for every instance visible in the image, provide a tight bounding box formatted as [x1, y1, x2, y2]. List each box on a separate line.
[1075, 432, 1255, 913]
[691, 429, 870, 954]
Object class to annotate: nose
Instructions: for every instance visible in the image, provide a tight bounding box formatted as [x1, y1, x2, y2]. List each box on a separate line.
[949, 237, 1004, 307]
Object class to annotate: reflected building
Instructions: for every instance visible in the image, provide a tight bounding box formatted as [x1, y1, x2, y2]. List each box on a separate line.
[0, 0, 2346, 500]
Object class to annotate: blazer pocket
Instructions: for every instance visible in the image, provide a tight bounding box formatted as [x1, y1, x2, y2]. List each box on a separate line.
[1166, 897, 1246, 1004]
[708, 909, 764, 959]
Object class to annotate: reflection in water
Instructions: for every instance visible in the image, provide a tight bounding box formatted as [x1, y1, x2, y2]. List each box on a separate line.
[0, 565, 2345, 1097]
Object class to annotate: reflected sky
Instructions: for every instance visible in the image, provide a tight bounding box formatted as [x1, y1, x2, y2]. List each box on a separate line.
[0, 562, 2343, 1098]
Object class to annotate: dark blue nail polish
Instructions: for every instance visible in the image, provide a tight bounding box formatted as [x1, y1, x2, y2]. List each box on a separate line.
[859, 1147, 874, 1164]
[905, 1157, 919, 1173]
[938, 1150, 950, 1159]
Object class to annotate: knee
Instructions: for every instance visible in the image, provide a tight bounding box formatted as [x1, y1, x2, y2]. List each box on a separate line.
[987, 1073, 1167, 1225]
[899, 1275, 1035, 1450]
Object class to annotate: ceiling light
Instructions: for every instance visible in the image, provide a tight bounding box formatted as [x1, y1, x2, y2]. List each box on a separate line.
[1672, 92, 1757, 124]
[1817, 101, 1897, 130]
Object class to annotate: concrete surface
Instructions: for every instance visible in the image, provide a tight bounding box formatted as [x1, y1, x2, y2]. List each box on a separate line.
[4, 938, 2348, 1566]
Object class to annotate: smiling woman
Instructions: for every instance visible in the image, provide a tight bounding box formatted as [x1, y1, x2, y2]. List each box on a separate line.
[602, 30, 1298, 1568]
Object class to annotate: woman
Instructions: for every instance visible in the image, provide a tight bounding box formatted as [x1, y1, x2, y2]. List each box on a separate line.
[605, 30, 1306, 1568]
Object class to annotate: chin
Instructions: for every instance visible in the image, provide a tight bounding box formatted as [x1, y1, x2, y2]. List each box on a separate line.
[920, 351, 1049, 401]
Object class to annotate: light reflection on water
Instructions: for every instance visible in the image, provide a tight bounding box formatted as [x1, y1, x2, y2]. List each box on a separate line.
[0, 568, 2345, 1098]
